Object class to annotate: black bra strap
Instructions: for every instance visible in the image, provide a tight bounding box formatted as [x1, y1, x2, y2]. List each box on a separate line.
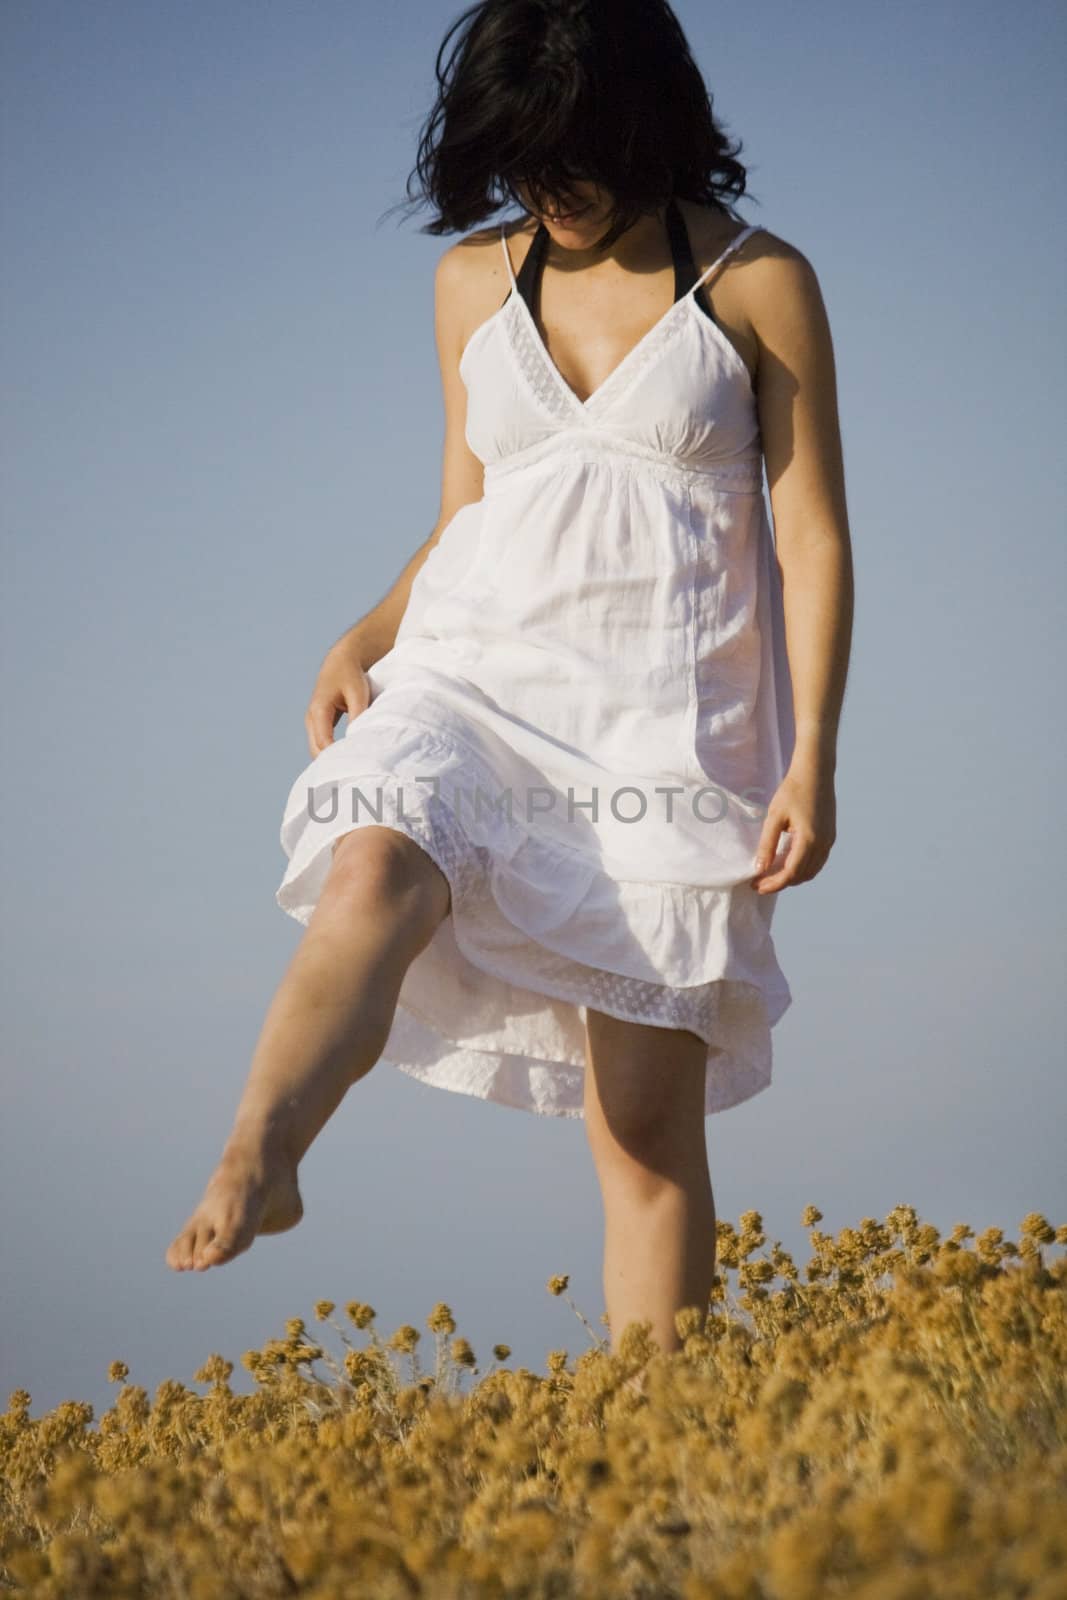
[509, 195, 702, 315]
[665, 195, 700, 299]
[514, 220, 549, 312]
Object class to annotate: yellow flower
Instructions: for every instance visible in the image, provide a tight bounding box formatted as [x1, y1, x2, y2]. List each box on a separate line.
[427, 1303, 456, 1335]
[450, 1337, 477, 1369]
[1020, 1213, 1055, 1245]
[345, 1301, 376, 1329]
[387, 1325, 421, 1355]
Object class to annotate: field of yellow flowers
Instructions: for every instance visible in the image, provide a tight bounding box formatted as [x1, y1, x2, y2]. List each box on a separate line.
[2, 1204, 1064, 1598]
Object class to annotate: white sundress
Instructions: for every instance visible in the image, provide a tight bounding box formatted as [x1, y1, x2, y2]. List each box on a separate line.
[276, 208, 796, 1118]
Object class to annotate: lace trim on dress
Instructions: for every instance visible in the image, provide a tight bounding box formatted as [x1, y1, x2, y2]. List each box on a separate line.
[505, 292, 697, 422]
[503, 297, 576, 423]
[396, 778, 784, 1045]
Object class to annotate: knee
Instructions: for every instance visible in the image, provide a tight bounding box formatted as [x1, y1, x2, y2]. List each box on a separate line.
[585, 1093, 682, 1174]
[585, 1068, 709, 1181]
[325, 826, 452, 926]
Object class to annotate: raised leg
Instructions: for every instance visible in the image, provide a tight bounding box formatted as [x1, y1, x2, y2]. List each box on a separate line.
[583, 1009, 715, 1367]
[165, 826, 451, 1272]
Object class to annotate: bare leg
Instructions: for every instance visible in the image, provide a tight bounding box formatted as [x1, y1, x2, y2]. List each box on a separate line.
[583, 1009, 716, 1381]
[165, 827, 451, 1272]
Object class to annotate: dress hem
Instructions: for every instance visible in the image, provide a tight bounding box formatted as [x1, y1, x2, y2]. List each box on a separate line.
[276, 791, 789, 1119]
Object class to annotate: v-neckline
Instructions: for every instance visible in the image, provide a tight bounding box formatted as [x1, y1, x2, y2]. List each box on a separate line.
[512, 282, 697, 416]
[505, 210, 758, 418]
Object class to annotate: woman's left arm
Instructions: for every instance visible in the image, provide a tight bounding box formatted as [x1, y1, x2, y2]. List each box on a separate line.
[747, 238, 855, 893]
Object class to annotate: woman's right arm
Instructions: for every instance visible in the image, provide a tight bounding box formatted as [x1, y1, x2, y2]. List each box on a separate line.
[304, 236, 494, 758]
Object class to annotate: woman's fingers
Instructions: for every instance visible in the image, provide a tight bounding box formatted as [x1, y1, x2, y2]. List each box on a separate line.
[346, 671, 372, 720]
[754, 830, 809, 894]
[305, 695, 340, 759]
[751, 816, 788, 887]
[304, 670, 372, 759]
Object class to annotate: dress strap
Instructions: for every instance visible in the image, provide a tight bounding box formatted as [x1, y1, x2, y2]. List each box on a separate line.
[691, 224, 763, 293]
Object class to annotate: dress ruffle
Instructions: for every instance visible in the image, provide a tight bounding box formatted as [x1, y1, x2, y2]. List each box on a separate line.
[276, 708, 791, 1118]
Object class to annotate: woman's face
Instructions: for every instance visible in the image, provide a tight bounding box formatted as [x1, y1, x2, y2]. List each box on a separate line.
[513, 178, 612, 245]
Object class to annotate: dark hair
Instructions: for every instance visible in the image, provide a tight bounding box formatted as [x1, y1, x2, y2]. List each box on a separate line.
[390, 0, 753, 251]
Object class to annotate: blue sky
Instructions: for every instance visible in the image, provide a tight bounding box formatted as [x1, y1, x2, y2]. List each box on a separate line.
[3, 0, 1065, 1418]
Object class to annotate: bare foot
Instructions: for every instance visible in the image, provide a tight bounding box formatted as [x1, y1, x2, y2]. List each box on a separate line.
[165, 1137, 304, 1272]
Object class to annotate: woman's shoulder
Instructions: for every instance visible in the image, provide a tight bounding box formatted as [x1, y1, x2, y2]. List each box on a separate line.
[435, 215, 537, 308]
[676, 198, 804, 274]
[434, 217, 532, 357]
[435, 220, 503, 290]
[443, 213, 535, 258]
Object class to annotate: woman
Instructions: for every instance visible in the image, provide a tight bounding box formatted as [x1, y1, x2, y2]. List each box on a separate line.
[166, 0, 853, 1364]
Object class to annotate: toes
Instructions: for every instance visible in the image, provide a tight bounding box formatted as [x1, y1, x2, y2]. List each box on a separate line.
[197, 1238, 230, 1267]
[191, 1224, 219, 1270]
[167, 1160, 296, 1273]
[191, 1212, 245, 1268]
[194, 1223, 251, 1269]
[166, 1226, 197, 1271]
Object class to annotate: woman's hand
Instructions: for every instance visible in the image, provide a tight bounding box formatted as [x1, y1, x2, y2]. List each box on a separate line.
[305, 635, 373, 759]
[750, 753, 837, 894]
